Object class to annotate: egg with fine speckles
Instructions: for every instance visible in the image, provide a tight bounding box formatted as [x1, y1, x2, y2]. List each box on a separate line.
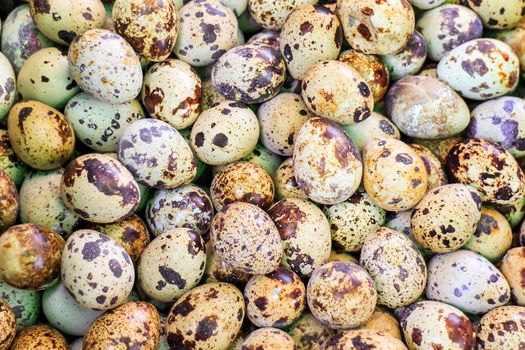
[241, 328, 297, 349]
[203, 241, 251, 286]
[0, 170, 18, 231]
[0, 279, 41, 331]
[326, 330, 407, 350]
[10, 324, 68, 350]
[274, 158, 308, 200]
[288, 311, 335, 350]
[477, 305, 525, 349]
[464, 0, 525, 29]
[359, 307, 402, 340]
[248, 0, 317, 30]
[0, 298, 16, 350]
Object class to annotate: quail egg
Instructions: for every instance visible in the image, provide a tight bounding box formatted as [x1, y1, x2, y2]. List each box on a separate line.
[409, 144, 448, 190]
[10, 324, 68, 350]
[0, 298, 16, 350]
[273, 158, 308, 200]
[464, 0, 525, 29]
[381, 30, 427, 81]
[408, 0, 445, 9]
[500, 247, 525, 306]
[359, 306, 403, 340]
[240, 327, 296, 350]
[247, 29, 280, 51]
[0, 170, 18, 231]
[0, 279, 40, 330]
[248, 0, 317, 30]
[288, 311, 335, 350]
[203, 241, 251, 286]
[0, 52, 15, 121]
[477, 305, 525, 349]
[342, 112, 400, 151]
[326, 329, 408, 350]
[0, 130, 29, 187]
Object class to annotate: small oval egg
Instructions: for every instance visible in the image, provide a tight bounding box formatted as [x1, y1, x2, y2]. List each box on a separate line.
[0, 52, 15, 120]
[382, 30, 427, 81]
[10, 324, 67, 350]
[409, 144, 447, 191]
[248, 0, 316, 30]
[0, 279, 41, 330]
[240, 327, 296, 350]
[465, 0, 524, 29]
[0, 170, 18, 231]
[342, 112, 400, 151]
[0, 298, 16, 350]
[359, 306, 402, 340]
[274, 158, 308, 200]
[500, 247, 525, 306]
[0, 130, 29, 187]
[288, 311, 335, 350]
[477, 306, 525, 349]
[326, 329, 407, 350]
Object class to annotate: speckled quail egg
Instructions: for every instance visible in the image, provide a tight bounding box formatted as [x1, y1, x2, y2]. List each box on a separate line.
[0, 53, 15, 120]
[326, 329, 408, 350]
[477, 305, 525, 349]
[274, 158, 308, 200]
[398, 300, 476, 350]
[288, 311, 335, 350]
[294, 117, 362, 205]
[166, 282, 245, 349]
[416, 4, 483, 62]
[307, 261, 377, 329]
[68, 29, 142, 104]
[174, 0, 238, 67]
[0, 130, 29, 187]
[337, 0, 415, 55]
[29, 0, 105, 45]
[138, 228, 206, 303]
[64, 92, 145, 152]
[240, 327, 296, 350]
[0, 299, 16, 350]
[301, 60, 373, 125]
[248, 0, 316, 30]
[409, 144, 447, 191]
[0, 4, 55, 72]
[407, 0, 445, 10]
[61, 153, 140, 223]
[382, 30, 427, 81]
[10, 324, 68, 350]
[247, 29, 280, 51]
[342, 112, 400, 151]
[190, 100, 259, 165]
[84, 301, 160, 350]
[201, 78, 226, 111]
[500, 247, 525, 305]
[61, 229, 135, 310]
[0, 279, 40, 330]
[7, 100, 75, 170]
[212, 43, 286, 104]
[359, 306, 402, 340]
[496, 19, 525, 78]
[500, 195, 525, 228]
[141, 59, 202, 130]
[413, 135, 462, 165]
[363, 137, 428, 211]
[238, 142, 283, 175]
[203, 241, 251, 286]
[0, 170, 18, 231]
[385, 75, 470, 139]
[211, 202, 281, 274]
[437, 39, 519, 100]
[145, 184, 213, 237]
[279, 4, 342, 80]
[464, 0, 524, 29]
[0, 224, 64, 290]
[324, 190, 386, 252]
[258, 92, 311, 156]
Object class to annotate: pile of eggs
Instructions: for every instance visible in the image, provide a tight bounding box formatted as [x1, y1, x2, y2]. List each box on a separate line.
[0, 0, 525, 349]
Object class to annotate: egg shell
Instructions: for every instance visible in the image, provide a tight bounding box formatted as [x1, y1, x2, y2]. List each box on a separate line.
[301, 60, 374, 125]
[398, 300, 476, 350]
[307, 261, 377, 329]
[247, 30, 280, 51]
[381, 30, 427, 81]
[0, 53, 15, 120]
[279, 4, 342, 80]
[221, 0, 247, 15]
[477, 305, 525, 349]
[166, 282, 245, 349]
[248, 0, 316, 30]
[10, 325, 67, 350]
[0, 130, 29, 187]
[363, 137, 428, 211]
[240, 327, 296, 350]
[0, 279, 40, 331]
[7, 100, 75, 170]
[465, 0, 524, 29]
[274, 157, 308, 200]
[61, 229, 135, 310]
[499, 248, 525, 306]
[0, 170, 18, 231]
[496, 19, 525, 79]
[326, 329, 407, 350]
[343, 112, 399, 152]
[293, 117, 363, 205]
[337, 0, 415, 55]
[409, 144, 447, 191]
[0, 299, 16, 350]
[68, 29, 142, 104]
[174, 0, 238, 67]
[359, 306, 402, 340]
[203, 241, 251, 286]
[201, 78, 226, 111]
[413, 135, 462, 166]
[288, 311, 335, 350]
[190, 100, 259, 165]
[408, 0, 445, 9]
[83, 301, 160, 350]
[211, 202, 281, 274]
[437, 39, 519, 100]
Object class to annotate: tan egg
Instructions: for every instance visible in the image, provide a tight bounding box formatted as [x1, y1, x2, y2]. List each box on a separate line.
[211, 161, 274, 210]
[477, 305, 525, 349]
[293, 117, 362, 205]
[190, 100, 259, 165]
[465, 0, 524, 29]
[381, 30, 427, 81]
[327, 251, 358, 264]
[141, 59, 202, 130]
[0, 299, 16, 350]
[279, 4, 342, 80]
[0, 53, 16, 120]
[0, 224, 64, 290]
[211, 202, 281, 274]
[258, 92, 311, 156]
[360, 227, 427, 308]
[342, 112, 400, 151]
[412, 135, 462, 165]
[68, 29, 142, 104]
[84, 301, 160, 350]
[307, 261, 377, 329]
[7, 100, 75, 170]
[248, 0, 317, 30]
[29, 0, 105, 45]
[87, 214, 150, 263]
[301, 61, 373, 125]
[203, 241, 251, 286]
[359, 307, 402, 340]
[288, 311, 335, 350]
[10, 325, 67, 350]
[274, 158, 308, 200]
[0, 170, 18, 231]
[409, 144, 447, 191]
[61, 153, 140, 223]
[363, 137, 428, 211]
[61, 229, 135, 310]
[201, 78, 226, 111]
[337, 0, 415, 55]
[464, 207, 512, 261]
[326, 329, 407, 350]
[324, 191, 386, 252]
[113, 0, 178, 61]
[138, 228, 206, 303]
[165, 282, 245, 349]
[500, 247, 525, 306]
[240, 328, 296, 350]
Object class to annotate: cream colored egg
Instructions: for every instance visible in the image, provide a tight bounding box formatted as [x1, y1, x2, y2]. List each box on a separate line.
[359, 307, 402, 340]
[273, 158, 308, 200]
[477, 305, 525, 349]
[326, 329, 407, 350]
[500, 247, 525, 306]
[248, 0, 317, 30]
[342, 112, 400, 151]
[465, 0, 524, 29]
[240, 328, 296, 350]
[0, 52, 15, 120]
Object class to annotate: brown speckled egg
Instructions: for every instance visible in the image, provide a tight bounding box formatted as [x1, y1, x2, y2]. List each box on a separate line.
[288, 311, 335, 350]
[240, 327, 296, 350]
[279, 4, 342, 80]
[465, 0, 524, 29]
[409, 144, 447, 190]
[477, 305, 525, 349]
[326, 329, 407, 350]
[166, 282, 245, 349]
[248, 30, 281, 51]
[248, 0, 316, 30]
[212, 43, 286, 104]
[190, 100, 259, 165]
[293, 117, 362, 205]
[359, 306, 402, 340]
[382, 30, 427, 81]
[0, 129, 28, 188]
[398, 300, 476, 350]
[113, 0, 178, 61]
[211, 202, 281, 274]
[84, 301, 160, 350]
[413, 135, 462, 166]
[363, 137, 428, 211]
[68, 29, 142, 104]
[337, 0, 415, 55]
[0, 224, 64, 290]
[87, 214, 150, 263]
[7, 100, 75, 170]
[61, 229, 135, 310]
[204, 241, 251, 286]
[141, 59, 202, 130]
[307, 261, 377, 329]
[301, 61, 373, 125]
[500, 247, 525, 306]
[211, 161, 274, 211]
[0, 170, 18, 231]
[10, 324, 67, 350]
[244, 268, 305, 328]
[342, 112, 400, 151]
[138, 228, 206, 303]
[274, 158, 308, 200]
[0, 299, 16, 350]
[360, 227, 427, 308]
[61, 153, 140, 223]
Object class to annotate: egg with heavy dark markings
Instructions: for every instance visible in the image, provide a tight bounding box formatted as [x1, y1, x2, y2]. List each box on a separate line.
[382, 30, 427, 81]
[10, 324, 68, 350]
[0, 130, 29, 187]
[0, 170, 18, 231]
[464, 0, 525, 29]
[240, 327, 296, 350]
[500, 247, 525, 306]
[0, 52, 16, 120]
[247, 29, 280, 51]
[0, 279, 40, 330]
[0, 299, 16, 350]
[477, 305, 525, 349]
[288, 311, 335, 350]
[326, 329, 407, 350]
[409, 143, 447, 190]
[274, 158, 308, 200]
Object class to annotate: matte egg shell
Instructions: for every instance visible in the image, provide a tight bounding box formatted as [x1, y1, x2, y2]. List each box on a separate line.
[0, 279, 40, 330]
[273, 158, 308, 200]
[10, 325, 67, 350]
[0, 299, 16, 350]
[326, 329, 407, 350]
[477, 305, 525, 349]
[0, 170, 18, 231]
[248, 0, 317, 30]
[500, 247, 525, 306]
[240, 327, 296, 350]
